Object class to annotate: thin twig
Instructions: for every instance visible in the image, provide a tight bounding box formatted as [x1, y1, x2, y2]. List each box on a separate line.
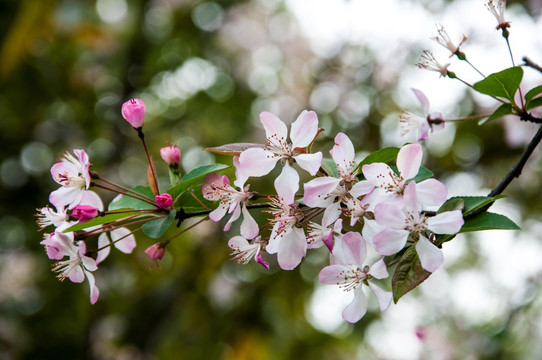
[522, 56, 542, 74]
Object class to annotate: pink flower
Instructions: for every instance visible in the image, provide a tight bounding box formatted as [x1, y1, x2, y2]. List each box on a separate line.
[71, 205, 99, 223]
[228, 235, 269, 270]
[234, 110, 322, 187]
[373, 182, 464, 272]
[160, 144, 181, 166]
[400, 89, 444, 141]
[202, 173, 258, 240]
[121, 98, 145, 128]
[145, 243, 166, 269]
[41, 230, 100, 304]
[155, 193, 173, 210]
[362, 143, 447, 207]
[36, 205, 68, 230]
[49, 149, 91, 209]
[318, 231, 391, 323]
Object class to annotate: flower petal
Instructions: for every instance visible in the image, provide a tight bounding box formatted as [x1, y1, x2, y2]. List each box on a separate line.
[397, 143, 422, 180]
[416, 179, 447, 207]
[369, 258, 389, 279]
[368, 282, 392, 312]
[294, 152, 323, 176]
[274, 163, 299, 205]
[96, 233, 111, 264]
[303, 176, 341, 208]
[240, 204, 259, 240]
[412, 88, 430, 114]
[342, 287, 367, 323]
[85, 270, 100, 305]
[238, 148, 277, 178]
[427, 210, 464, 234]
[111, 227, 136, 254]
[318, 264, 351, 284]
[260, 111, 288, 141]
[362, 163, 395, 188]
[290, 110, 319, 148]
[277, 227, 307, 270]
[373, 228, 409, 255]
[415, 235, 443, 272]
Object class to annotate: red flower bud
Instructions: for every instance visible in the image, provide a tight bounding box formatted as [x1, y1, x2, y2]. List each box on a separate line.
[121, 99, 145, 128]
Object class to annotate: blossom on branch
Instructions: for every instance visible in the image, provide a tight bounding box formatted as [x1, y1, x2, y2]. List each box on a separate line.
[49, 149, 91, 209]
[400, 88, 444, 141]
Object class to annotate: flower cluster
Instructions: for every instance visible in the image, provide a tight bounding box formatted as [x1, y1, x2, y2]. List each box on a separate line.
[203, 112, 463, 322]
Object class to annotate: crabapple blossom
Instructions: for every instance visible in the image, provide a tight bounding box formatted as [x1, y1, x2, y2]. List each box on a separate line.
[160, 144, 181, 166]
[36, 205, 68, 230]
[373, 182, 464, 272]
[416, 50, 451, 77]
[319, 231, 391, 323]
[432, 24, 467, 58]
[234, 110, 323, 187]
[49, 149, 91, 209]
[362, 143, 447, 207]
[400, 89, 445, 141]
[41, 230, 100, 304]
[202, 173, 258, 239]
[121, 98, 146, 128]
[486, 0, 510, 30]
[228, 235, 269, 270]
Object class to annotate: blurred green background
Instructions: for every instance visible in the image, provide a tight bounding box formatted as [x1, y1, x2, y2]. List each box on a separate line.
[1, 0, 542, 359]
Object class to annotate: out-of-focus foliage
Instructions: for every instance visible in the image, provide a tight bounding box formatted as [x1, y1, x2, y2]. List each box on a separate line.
[1, 0, 542, 359]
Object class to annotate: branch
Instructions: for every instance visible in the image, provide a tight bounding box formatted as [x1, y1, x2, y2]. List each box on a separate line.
[466, 125, 542, 219]
[522, 56, 542, 74]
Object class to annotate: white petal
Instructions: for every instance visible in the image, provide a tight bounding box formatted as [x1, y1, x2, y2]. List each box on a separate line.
[342, 287, 367, 323]
[240, 205, 259, 240]
[96, 233, 111, 264]
[303, 177, 341, 208]
[274, 163, 299, 205]
[427, 210, 464, 234]
[369, 258, 389, 279]
[373, 228, 409, 255]
[330, 132, 355, 174]
[368, 282, 392, 312]
[397, 143, 422, 181]
[416, 179, 447, 207]
[415, 235, 443, 272]
[260, 111, 288, 140]
[238, 148, 277, 178]
[111, 227, 136, 254]
[294, 152, 322, 176]
[277, 227, 307, 270]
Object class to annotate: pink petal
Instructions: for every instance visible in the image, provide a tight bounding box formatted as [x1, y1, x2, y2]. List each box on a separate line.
[427, 210, 464, 234]
[303, 176, 341, 208]
[374, 203, 407, 229]
[361, 219, 384, 246]
[255, 253, 270, 270]
[238, 148, 278, 178]
[50, 162, 78, 185]
[79, 190, 104, 211]
[274, 163, 299, 205]
[397, 143, 422, 180]
[228, 235, 249, 250]
[362, 163, 395, 188]
[330, 132, 355, 174]
[322, 203, 342, 227]
[111, 227, 136, 254]
[223, 205, 241, 231]
[415, 235, 443, 272]
[290, 110, 319, 148]
[343, 287, 367, 323]
[294, 152, 322, 176]
[368, 282, 392, 312]
[68, 266, 85, 283]
[412, 88, 430, 114]
[209, 204, 228, 222]
[49, 186, 83, 210]
[277, 227, 307, 270]
[341, 231, 367, 267]
[418, 121, 431, 141]
[373, 228, 409, 255]
[260, 111, 288, 141]
[240, 205, 259, 240]
[318, 264, 351, 284]
[202, 173, 227, 200]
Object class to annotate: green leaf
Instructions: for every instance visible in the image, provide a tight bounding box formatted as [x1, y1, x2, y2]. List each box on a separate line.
[321, 157, 339, 178]
[441, 196, 500, 216]
[437, 198, 465, 214]
[526, 97, 542, 111]
[168, 164, 229, 201]
[356, 147, 399, 171]
[479, 103, 514, 125]
[142, 210, 177, 239]
[460, 212, 519, 233]
[409, 166, 434, 183]
[108, 186, 156, 210]
[525, 85, 542, 103]
[174, 188, 213, 213]
[63, 209, 145, 232]
[392, 246, 431, 303]
[472, 67, 524, 102]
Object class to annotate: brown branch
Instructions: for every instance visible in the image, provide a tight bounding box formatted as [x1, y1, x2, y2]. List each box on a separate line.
[523, 56, 542, 74]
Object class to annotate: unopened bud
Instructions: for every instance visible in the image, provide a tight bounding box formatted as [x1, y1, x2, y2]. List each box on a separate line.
[155, 193, 173, 210]
[145, 242, 166, 269]
[72, 205, 99, 223]
[160, 144, 181, 166]
[121, 99, 145, 128]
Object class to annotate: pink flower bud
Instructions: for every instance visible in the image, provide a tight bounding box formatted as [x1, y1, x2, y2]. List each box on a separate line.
[145, 243, 165, 269]
[155, 193, 173, 210]
[160, 145, 181, 166]
[72, 205, 99, 223]
[121, 99, 145, 128]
